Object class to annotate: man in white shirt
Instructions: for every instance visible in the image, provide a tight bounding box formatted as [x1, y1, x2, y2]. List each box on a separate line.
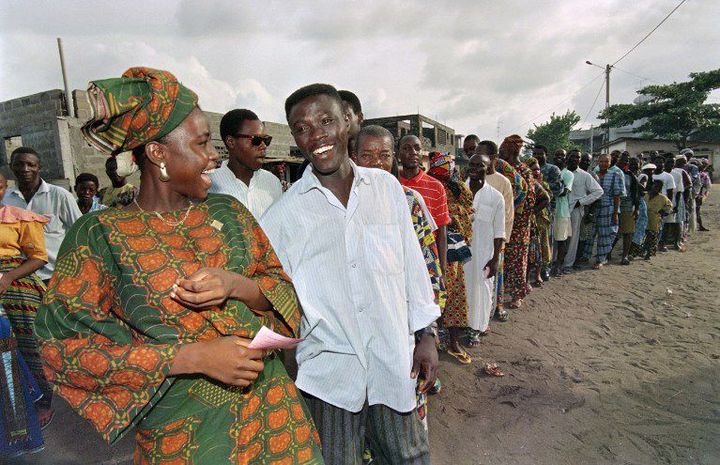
[563, 150, 603, 270]
[208, 109, 282, 219]
[5, 147, 82, 282]
[261, 84, 439, 465]
[464, 153, 505, 340]
[477, 140, 513, 322]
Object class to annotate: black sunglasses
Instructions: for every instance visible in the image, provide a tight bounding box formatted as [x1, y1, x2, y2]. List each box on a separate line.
[234, 134, 272, 147]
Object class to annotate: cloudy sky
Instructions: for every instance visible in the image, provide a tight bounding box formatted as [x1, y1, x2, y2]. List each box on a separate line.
[1, 0, 718, 140]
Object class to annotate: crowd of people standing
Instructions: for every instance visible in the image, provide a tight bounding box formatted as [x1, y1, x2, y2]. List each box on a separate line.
[0, 66, 713, 464]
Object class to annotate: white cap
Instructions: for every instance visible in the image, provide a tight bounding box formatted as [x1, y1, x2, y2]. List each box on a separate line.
[641, 163, 657, 171]
[679, 148, 694, 156]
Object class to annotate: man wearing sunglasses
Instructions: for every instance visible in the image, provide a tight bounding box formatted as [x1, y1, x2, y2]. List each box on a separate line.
[209, 108, 282, 218]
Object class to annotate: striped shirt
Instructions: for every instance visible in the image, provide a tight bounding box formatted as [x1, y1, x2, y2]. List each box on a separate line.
[208, 161, 282, 219]
[260, 163, 440, 413]
[400, 170, 451, 228]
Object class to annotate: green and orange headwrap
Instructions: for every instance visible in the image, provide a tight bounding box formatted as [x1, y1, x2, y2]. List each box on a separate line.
[81, 67, 198, 154]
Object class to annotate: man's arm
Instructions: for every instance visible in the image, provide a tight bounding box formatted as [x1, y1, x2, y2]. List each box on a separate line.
[437, 225, 447, 273]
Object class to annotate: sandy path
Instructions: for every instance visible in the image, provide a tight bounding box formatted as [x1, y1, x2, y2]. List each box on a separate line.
[429, 194, 720, 465]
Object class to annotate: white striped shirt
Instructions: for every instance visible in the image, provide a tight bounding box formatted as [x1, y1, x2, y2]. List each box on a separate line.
[260, 163, 440, 413]
[208, 161, 282, 219]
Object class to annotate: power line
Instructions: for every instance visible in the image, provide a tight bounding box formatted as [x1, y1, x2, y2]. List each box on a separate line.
[612, 0, 687, 66]
[510, 71, 605, 133]
[612, 65, 659, 85]
[580, 80, 606, 127]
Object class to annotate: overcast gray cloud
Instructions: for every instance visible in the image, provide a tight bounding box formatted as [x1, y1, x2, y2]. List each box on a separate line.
[1, 0, 717, 141]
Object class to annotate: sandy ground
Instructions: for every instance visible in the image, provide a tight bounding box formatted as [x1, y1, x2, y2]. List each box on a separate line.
[6, 195, 719, 465]
[429, 194, 720, 465]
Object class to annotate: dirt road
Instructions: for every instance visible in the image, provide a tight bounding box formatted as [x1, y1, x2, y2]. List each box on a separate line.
[429, 196, 720, 465]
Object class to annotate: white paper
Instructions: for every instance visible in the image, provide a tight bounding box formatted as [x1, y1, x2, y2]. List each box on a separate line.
[247, 325, 304, 350]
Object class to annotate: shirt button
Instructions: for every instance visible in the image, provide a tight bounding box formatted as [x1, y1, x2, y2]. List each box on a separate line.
[351, 263, 357, 269]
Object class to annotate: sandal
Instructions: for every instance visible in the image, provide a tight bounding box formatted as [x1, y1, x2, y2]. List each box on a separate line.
[447, 347, 472, 365]
[508, 299, 522, 309]
[484, 362, 505, 377]
[592, 262, 604, 270]
[494, 310, 509, 322]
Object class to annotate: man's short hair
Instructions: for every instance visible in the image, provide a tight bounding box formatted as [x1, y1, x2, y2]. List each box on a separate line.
[534, 144, 548, 154]
[285, 83, 343, 121]
[354, 125, 394, 154]
[75, 172, 100, 187]
[464, 134, 481, 145]
[10, 146, 40, 164]
[220, 109, 260, 144]
[478, 140, 498, 155]
[338, 90, 362, 115]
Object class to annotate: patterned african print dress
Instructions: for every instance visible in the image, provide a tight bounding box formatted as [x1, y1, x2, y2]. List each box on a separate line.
[494, 160, 528, 310]
[440, 181, 474, 328]
[503, 162, 536, 301]
[0, 304, 44, 457]
[583, 170, 625, 263]
[528, 181, 552, 272]
[35, 194, 323, 465]
[404, 188, 447, 312]
[0, 206, 52, 408]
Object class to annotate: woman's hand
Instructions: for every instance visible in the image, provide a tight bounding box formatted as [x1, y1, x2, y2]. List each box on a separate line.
[172, 268, 240, 309]
[0, 274, 11, 295]
[172, 268, 271, 311]
[171, 336, 265, 387]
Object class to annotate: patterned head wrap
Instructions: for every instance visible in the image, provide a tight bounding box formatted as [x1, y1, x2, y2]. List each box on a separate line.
[427, 151, 455, 179]
[499, 134, 524, 157]
[81, 67, 198, 155]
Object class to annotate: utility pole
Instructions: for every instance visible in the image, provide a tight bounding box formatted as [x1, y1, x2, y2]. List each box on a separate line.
[604, 64, 611, 152]
[586, 60, 612, 153]
[57, 37, 74, 117]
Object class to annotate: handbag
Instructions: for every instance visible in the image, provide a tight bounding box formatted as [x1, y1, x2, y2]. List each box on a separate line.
[446, 230, 472, 264]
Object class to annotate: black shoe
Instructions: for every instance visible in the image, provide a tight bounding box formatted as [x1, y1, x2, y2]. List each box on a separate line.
[541, 268, 551, 281]
[621, 257, 630, 265]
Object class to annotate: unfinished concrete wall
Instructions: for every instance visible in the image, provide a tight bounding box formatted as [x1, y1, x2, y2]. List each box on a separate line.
[0, 90, 68, 182]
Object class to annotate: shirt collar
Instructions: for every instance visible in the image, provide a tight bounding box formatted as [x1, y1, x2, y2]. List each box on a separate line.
[297, 160, 369, 195]
[9, 179, 49, 198]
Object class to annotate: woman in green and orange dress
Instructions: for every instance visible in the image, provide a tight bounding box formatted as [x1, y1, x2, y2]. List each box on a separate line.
[34, 68, 323, 465]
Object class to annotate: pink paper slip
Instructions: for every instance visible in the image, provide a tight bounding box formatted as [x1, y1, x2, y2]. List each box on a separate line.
[247, 326, 304, 350]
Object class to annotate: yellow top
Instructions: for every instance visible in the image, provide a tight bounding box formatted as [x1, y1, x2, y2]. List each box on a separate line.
[0, 206, 48, 261]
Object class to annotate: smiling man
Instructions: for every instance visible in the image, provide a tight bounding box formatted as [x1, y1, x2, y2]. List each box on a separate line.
[209, 108, 282, 219]
[261, 83, 439, 465]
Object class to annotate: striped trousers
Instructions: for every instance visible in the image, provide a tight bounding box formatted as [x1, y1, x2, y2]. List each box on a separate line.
[303, 393, 431, 465]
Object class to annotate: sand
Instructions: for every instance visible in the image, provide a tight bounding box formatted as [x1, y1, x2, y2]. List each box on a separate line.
[429, 195, 720, 465]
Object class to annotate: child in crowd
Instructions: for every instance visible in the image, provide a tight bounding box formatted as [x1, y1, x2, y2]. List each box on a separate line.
[644, 179, 673, 259]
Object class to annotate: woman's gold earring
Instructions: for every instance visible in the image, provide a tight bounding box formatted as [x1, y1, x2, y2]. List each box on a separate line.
[159, 162, 170, 182]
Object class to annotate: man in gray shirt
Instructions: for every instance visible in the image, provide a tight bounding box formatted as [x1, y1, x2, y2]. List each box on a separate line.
[4, 147, 82, 282]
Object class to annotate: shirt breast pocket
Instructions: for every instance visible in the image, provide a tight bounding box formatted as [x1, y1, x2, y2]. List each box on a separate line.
[364, 224, 403, 275]
[42, 214, 63, 234]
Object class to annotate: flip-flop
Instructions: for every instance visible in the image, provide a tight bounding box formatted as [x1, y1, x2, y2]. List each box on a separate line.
[508, 299, 522, 309]
[484, 362, 505, 377]
[447, 348, 472, 365]
[592, 262, 604, 270]
[494, 310, 509, 322]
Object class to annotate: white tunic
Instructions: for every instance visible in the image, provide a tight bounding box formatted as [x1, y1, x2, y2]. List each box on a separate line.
[464, 183, 505, 332]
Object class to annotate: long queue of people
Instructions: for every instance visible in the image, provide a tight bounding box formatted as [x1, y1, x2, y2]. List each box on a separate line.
[0, 66, 712, 465]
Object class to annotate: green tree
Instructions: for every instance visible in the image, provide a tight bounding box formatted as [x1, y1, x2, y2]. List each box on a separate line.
[600, 68, 720, 149]
[526, 110, 581, 154]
